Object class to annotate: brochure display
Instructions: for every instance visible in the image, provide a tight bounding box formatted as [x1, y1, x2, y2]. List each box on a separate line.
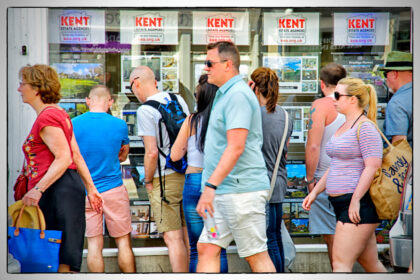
[263, 56, 318, 94]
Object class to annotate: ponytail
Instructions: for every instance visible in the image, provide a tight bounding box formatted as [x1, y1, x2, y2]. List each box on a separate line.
[250, 67, 279, 113]
[366, 84, 377, 124]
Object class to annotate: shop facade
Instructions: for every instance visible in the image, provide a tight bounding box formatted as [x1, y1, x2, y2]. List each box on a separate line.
[7, 6, 412, 249]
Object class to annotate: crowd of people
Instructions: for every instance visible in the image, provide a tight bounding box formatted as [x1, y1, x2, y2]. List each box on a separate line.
[14, 40, 412, 273]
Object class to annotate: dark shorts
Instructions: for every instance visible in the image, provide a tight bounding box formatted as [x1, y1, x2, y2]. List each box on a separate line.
[38, 169, 86, 271]
[328, 192, 380, 224]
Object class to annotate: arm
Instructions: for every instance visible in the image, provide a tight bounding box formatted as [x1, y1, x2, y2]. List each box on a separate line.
[196, 128, 248, 218]
[392, 135, 407, 143]
[305, 101, 326, 192]
[71, 135, 103, 213]
[142, 135, 159, 192]
[170, 115, 192, 162]
[22, 126, 72, 206]
[302, 168, 328, 211]
[118, 144, 130, 162]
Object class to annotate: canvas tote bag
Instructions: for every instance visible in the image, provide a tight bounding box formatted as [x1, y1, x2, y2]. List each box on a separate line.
[357, 120, 412, 220]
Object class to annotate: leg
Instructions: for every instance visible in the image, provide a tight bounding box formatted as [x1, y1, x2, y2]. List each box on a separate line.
[58, 264, 72, 272]
[196, 242, 222, 272]
[356, 231, 387, 272]
[163, 229, 189, 272]
[245, 251, 276, 272]
[322, 234, 334, 269]
[332, 222, 382, 272]
[266, 203, 284, 272]
[86, 235, 105, 272]
[114, 234, 136, 272]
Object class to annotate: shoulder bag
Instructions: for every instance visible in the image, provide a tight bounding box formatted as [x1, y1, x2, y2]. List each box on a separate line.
[357, 120, 412, 220]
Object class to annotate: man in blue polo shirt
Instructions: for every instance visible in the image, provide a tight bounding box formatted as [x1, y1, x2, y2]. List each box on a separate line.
[380, 51, 412, 148]
[72, 85, 135, 272]
[195, 41, 275, 272]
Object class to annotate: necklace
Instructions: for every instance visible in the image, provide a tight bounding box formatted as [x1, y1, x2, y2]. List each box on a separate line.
[350, 112, 364, 129]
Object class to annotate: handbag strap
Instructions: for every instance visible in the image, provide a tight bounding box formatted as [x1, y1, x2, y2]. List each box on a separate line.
[13, 205, 46, 239]
[356, 120, 392, 148]
[268, 108, 289, 201]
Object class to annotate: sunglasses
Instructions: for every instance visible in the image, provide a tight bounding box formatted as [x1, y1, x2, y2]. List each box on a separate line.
[334, 91, 352, 100]
[204, 59, 228, 68]
[130, 77, 139, 94]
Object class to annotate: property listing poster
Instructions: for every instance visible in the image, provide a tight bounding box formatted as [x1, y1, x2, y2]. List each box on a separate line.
[121, 55, 179, 93]
[263, 12, 320, 45]
[333, 13, 390, 46]
[120, 11, 178, 45]
[263, 56, 318, 94]
[48, 9, 105, 44]
[283, 106, 311, 143]
[192, 11, 249, 45]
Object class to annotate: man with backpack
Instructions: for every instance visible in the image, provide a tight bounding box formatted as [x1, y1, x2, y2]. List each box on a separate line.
[130, 66, 190, 272]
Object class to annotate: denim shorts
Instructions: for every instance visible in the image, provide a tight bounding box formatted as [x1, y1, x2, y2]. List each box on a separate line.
[328, 192, 380, 224]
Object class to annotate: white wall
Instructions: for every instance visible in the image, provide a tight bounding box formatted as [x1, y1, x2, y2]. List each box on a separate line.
[7, 8, 48, 206]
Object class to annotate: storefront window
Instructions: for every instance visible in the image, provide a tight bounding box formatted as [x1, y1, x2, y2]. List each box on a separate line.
[47, 7, 411, 247]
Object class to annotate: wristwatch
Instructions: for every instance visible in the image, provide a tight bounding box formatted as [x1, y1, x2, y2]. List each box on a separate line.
[205, 182, 218, 190]
[305, 177, 316, 185]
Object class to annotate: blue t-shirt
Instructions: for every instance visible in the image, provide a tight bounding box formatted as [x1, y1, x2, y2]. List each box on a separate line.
[384, 82, 412, 148]
[72, 112, 130, 193]
[202, 75, 270, 195]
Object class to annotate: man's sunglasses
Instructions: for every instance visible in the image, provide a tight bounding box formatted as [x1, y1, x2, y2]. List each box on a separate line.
[130, 77, 139, 94]
[204, 59, 228, 68]
[334, 91, 352, 100]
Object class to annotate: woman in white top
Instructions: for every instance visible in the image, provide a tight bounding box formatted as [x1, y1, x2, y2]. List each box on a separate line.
[171, 74, 228, 272]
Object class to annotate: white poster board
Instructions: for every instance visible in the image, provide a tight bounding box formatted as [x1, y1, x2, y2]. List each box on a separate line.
[263, 55, 318, 94]
[193, 11, 249, 45]
[120, 11, 178, 45]
[48, 9, 105, 44]
[121, 55, 179, 93]
[284, 106, 311, 143]
[333, 12, 390, 46]
[263, 12, 320, 45]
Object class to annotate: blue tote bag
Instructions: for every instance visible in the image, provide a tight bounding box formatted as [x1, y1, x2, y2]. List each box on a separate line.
[8, 205, 62, 273]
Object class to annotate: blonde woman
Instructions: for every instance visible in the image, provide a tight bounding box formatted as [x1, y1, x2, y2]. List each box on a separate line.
[302, 77, 386, 272]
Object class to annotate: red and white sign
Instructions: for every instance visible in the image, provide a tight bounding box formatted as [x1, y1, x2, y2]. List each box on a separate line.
[264, 13, 319, 45]
[193, 12, 249, 45]
[120, 11, 178, 45]
[48, 9, 105, 44]
[334, 13, 389, 46]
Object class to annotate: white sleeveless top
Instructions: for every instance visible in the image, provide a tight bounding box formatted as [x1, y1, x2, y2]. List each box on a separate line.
[187, 120, 204, 168]
[314, 112, 345, 179]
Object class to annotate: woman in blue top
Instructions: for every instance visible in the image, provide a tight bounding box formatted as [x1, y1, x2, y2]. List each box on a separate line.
[249, 67, 293, 272]
[171, 74, 228, 272]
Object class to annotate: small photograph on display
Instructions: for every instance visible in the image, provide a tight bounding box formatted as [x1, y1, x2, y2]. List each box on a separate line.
[294, 120, 302, 132]
[131, 222, 149, 238]
[149, 222, 162, 238]
[303, 107, 310, 119]
[162, 57, 177, 68]
[302, 57, 317, 69]
[163, 80, 178, 92]
[286, 162, 307, 198]
[303, 131, 308, 142]
[76, 103, 88, 115]
[59, 102, 77, 118]
[52, 63, 103, 99]
[282, 203, 291, 219]
[302, 81, 317, 92]
[162, 68, 177, 80]
[302, 70, 317, 80]
[298, 204, 309, 218]
[130, 205, 150, 222]
[291, 219, 309, 234]
[290, 203, 298, 219]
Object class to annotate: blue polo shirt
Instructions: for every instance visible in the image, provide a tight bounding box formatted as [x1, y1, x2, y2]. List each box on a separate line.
[202, 75, 270, 194]
[73, 112, 130, 193]
[384, 82, 412, 147]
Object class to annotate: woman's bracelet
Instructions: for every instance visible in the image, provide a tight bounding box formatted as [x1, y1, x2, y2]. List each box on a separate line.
[34, 186, 44, 193]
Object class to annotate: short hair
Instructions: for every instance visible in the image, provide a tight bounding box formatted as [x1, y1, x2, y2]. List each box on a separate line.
[19, 64, 61, 104]
[88, 85, 112, 100]
[206, 41, 240, 71]
[320, 63, 347, 87]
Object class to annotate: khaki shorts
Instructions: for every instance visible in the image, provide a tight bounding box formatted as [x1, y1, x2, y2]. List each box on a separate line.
[148, 172, 186, 233]
[85, 185, 132, 238]
[198, 189, 269, 258]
